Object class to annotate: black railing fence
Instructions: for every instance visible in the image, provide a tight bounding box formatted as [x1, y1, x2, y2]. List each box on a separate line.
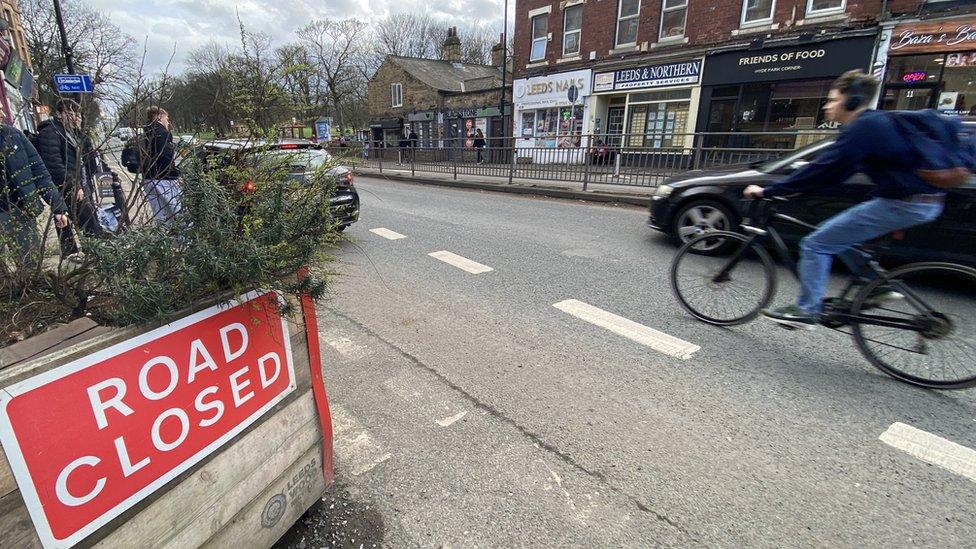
[325, 131, 836, 188]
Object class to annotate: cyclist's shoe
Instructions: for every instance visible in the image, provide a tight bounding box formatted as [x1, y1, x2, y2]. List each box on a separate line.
[862, 285, 905, 309]
[761, 305, 817, 330]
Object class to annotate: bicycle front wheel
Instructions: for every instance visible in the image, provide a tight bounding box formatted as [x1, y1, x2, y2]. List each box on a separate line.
[851, 262, 976, 390]
[670, 231, 776, 326]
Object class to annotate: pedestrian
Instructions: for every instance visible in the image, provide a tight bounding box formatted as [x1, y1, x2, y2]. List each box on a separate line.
[141, 106, 182, 223]
[0, 123, 69, 264]
[408, 129, 419, 163]
[473, 129, 486, 164]
[362, 140, 370, 161]
[34, 98, 106, 257]
[743, 69, 975, 329]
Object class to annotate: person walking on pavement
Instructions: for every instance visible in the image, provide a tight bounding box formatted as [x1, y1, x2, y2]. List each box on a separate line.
[141, 106, 181, 223]
[743, 70, 974, 329]
[408, 129, 419, 164]
[34, 99, 105, 257]
[473, 129, 486, 164]
[0, 123, 69, 263]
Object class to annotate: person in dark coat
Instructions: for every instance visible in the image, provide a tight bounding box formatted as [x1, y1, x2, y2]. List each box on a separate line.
[1, 123, 69, 263]
[35, 99, 104, 255]
[473, 129, 486, 164]
[141, 106, 181, 223]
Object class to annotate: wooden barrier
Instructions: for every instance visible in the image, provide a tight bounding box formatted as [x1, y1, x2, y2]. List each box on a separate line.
[0, 293, 332, 548]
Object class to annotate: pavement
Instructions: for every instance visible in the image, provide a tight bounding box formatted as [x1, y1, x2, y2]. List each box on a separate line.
[276, 175, 976, 548]
[351, 165, 655, 207]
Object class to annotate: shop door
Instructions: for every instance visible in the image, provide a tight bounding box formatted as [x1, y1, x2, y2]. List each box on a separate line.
[705, 98, 738, 148]
[606, 107, 625, 148]
[490, 117, 506, 164]
[880, 85, 938, 111]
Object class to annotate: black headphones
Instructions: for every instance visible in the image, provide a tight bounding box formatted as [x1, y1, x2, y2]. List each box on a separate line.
[844, 80, 867, 112]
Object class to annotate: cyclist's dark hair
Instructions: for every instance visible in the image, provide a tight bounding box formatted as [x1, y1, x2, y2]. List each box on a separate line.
[831, 70, 879, 109]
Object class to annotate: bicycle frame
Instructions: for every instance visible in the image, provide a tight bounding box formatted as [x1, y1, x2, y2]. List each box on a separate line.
[711, 199, 942, 332]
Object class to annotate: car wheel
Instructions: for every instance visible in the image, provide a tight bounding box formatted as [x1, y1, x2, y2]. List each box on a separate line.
[671, 200, 736, 253]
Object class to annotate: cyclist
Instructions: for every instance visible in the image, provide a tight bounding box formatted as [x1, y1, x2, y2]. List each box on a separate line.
[743, 70, 965, 329]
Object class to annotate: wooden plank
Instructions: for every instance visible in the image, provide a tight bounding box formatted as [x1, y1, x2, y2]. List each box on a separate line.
[0, 489, 41, 548]
[0, 446, 13, 501]
[93, 390, 318, 549]
[163, 424, 321, 547]
[0, 318, 99, 369]
[202, 445, 326, 549]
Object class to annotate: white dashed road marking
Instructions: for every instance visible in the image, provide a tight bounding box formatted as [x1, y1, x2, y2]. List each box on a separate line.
[436, 411, 467, 427]
[553, 299, 700, 360]
[369, 227, 407, 240]
[428, 251, 493, 274]
[880, 422, 976, 483]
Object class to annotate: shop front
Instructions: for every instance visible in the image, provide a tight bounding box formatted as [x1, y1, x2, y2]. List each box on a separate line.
[697, 33, 877, 148]
[407, 111, 439, 147]
[512, 69, 591, 164]
[590, 58, 702, 152]
[880, 19, 976, 116]
[369, 118, 403, 147]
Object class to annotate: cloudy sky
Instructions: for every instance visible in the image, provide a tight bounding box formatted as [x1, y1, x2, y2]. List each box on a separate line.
[87, 0, 513, 74]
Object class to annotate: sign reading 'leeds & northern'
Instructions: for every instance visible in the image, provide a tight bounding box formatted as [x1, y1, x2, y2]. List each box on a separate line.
[890, 20, 976, 54]
[593, 60, 701, 92]
[0, 291, 297, 548]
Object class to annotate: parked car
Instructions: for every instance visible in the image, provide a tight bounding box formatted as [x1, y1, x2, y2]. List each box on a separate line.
[194, 139, 360, 231]
[648, 125, 976, 267]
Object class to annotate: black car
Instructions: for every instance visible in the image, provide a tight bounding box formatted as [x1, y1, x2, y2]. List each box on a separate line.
[195, 139, 360, 231]
[648, 133, 976, 267]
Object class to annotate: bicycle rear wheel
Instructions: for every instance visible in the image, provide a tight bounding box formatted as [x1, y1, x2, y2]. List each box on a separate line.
[850, 262, 976, 390]
[670, 231, 776, 326]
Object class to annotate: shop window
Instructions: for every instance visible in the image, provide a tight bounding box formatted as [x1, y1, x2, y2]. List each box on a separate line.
[531, 15, 548, 61]
[522, 107, 584, 143]
[766, 80, 832, 131]
[520, 112, 535, 137]
[940, 53, 976, 116]
[741, 0, 775, 26]
[885, 54, 944, 85]
[626, 102, 689, 148]
[616, 0, 640, 47]
[390, 83, 403, 108]
[659, 0, 688, 39]
[563, 5, 583, 56]
[806, 0, 844, 15]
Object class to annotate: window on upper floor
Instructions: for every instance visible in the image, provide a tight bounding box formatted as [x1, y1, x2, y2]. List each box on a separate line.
[563, 5, 583, 57]
[741, 0, 775, 26]
[616, 0, 640, 47]
[531, 14, 548, 61]
[806, 0, 845, 15]
[660, 0, 688, 39]
[391, 83, 402, 108]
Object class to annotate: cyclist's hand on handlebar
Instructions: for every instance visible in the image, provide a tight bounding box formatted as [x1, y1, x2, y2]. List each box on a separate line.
[743, 185, 765, 198]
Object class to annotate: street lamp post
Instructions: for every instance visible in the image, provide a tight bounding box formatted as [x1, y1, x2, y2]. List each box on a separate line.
[52, 0, 75, 74]
[498, 0, 508, 148]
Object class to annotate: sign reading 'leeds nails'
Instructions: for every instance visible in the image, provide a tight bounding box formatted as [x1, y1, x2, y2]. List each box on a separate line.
[0, 291, 296, 548]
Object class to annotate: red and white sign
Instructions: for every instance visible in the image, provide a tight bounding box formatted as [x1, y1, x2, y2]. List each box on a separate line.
[0, 291, 296, 548]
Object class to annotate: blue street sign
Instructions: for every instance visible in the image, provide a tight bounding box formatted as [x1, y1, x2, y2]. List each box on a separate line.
[54, 74, 94, 93]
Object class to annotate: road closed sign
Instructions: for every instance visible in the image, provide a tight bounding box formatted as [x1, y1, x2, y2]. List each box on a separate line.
[0, 291, 297, 548]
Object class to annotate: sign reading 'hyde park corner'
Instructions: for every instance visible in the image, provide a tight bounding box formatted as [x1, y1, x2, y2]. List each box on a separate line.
[593, 60, 701, 92]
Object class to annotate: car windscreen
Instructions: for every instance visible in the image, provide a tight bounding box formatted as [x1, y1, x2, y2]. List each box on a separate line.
[755, 138, 834, 174]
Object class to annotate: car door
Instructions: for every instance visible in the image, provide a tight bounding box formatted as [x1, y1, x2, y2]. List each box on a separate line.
[767, 149, 873, 246]
[901, 181, 976, 267]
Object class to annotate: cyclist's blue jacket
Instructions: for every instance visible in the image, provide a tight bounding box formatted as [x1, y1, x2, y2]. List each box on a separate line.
[763, 109, 974, 199]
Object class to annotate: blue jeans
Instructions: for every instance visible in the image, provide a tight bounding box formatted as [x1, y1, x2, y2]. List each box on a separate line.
[142, 179, 182, 223]
[797, 197, 944, 315]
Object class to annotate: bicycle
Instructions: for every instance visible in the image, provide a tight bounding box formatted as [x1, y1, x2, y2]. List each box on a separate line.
[669, 197, 976, 390]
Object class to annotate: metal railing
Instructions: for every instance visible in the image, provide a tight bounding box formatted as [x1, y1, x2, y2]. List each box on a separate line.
[324, 131, 837, 189]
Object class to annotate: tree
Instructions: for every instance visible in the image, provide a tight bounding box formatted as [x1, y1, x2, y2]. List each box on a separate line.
[20, 0, 138, 107]
[297, 20, 369, 133]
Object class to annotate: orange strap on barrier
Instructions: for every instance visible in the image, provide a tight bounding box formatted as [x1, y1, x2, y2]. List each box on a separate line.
[298, 267, 335, 484]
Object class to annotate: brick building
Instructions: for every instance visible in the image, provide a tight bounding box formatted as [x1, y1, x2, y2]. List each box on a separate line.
[511, 0, 975, 152]
[367, 28, 512, 147]
[0, 0, 37, 130]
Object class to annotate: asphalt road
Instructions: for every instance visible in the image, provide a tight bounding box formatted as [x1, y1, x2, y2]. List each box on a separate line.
[277, 176, 976, 548]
